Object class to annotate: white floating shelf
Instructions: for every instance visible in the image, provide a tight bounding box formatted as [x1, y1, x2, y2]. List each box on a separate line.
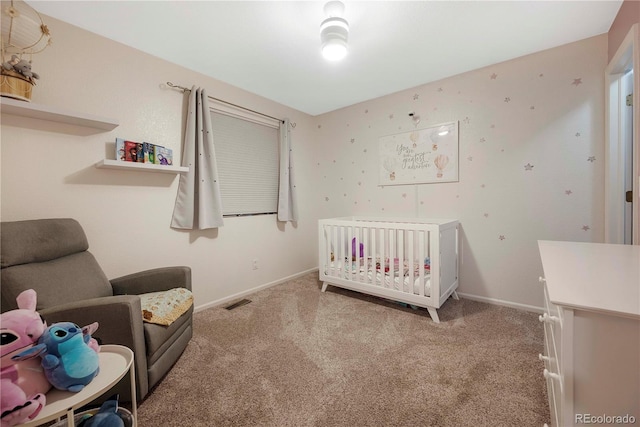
[95, 159, 188, 174]
[1, 97, 119, 131]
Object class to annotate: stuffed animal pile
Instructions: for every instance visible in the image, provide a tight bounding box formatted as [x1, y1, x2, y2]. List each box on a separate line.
[1, 290, 102, 426]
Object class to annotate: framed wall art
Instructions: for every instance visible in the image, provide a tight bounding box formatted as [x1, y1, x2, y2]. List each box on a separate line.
[379, 121, 459, 185]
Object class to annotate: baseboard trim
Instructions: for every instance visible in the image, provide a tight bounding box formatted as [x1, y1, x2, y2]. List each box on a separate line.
[456, 292, 543, 314]
[194, 267, 319, 313]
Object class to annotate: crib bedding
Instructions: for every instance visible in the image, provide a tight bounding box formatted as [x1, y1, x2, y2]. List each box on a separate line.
[326, 258, 432, 297]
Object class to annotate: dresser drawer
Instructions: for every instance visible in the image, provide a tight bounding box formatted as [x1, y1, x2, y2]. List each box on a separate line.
[541, 325, 560, 427]
[542, 283, 563, 373]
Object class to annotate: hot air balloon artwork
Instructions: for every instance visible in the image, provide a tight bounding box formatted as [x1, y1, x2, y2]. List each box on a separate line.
[409, 131, 419, 148]
[383, 157, 398, 181]
[379, 121, 458, 185]
[434, 154, 449, 178]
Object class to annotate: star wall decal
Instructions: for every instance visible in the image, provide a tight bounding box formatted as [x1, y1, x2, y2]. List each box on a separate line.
[402, 193, 407, 198]
[499, 235, 506, 240]
[565, 190, 573, 195]
[575, 132, 581, 137]
[524, 163, 534, 171]
[467, 156, 473, 161]
[479, 137, 486, 143]
[504, 97, 511, 103]
[350, 138, 355, 143]
[438, 87, 443, 92]
[582, 225, 590, 231]
[389, 114, 394, 119]
[572, 78, 583, 86]
[413, 94, 419, 100]
[490, 73, 498, 80]
[484, 213, 489, 218]
[587, 156, 596, 162]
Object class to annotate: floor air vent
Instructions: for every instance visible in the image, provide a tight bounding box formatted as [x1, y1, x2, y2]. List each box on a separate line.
[224, 299, 251, 310]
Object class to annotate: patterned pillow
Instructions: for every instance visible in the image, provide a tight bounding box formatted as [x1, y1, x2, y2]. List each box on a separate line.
[140, 288, 193, 326]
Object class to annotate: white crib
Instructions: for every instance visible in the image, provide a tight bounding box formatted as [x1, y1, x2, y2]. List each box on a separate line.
[318, 217, 460, 323]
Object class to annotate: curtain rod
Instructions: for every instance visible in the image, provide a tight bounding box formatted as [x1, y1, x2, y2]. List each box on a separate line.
[166, 81, 284, 124]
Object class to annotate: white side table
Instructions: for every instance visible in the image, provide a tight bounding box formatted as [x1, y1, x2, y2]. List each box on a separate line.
[20, 345, 137, 427]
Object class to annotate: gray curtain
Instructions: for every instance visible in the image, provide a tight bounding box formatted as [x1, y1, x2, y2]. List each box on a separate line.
[277, 118, 298, 222]
[171, 87, 224, 229]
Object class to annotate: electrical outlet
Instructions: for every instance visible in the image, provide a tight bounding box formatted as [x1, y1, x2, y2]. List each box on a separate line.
[252, 259, 258, 270]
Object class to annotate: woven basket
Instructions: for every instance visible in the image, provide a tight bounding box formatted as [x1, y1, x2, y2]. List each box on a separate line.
[48, 407, 134, 427]
[0, 70, 34, 102]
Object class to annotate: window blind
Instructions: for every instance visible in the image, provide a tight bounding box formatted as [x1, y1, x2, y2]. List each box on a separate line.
[210, 110, 279, 216]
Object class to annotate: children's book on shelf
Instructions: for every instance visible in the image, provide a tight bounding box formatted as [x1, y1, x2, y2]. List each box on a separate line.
[143, 142, 155, 164]
[154, 146, 173, 166]
[124, 141, 142, 162]
[115, 138, 126, 161]
[116, 137, 162, 164]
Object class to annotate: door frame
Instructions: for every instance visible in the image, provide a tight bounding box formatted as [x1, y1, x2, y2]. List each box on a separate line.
[605, 23, 639, 244]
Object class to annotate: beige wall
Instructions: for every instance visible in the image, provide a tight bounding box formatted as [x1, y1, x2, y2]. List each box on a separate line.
[608, 0, 640, 62]
[0, 16, 320, 310]
[313, 35, 608, 309]
[1, 16, 608, 311]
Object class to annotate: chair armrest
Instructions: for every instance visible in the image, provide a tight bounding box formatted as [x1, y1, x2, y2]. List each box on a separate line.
[39, 295, 149, 399]
[110, 266, 192, 295]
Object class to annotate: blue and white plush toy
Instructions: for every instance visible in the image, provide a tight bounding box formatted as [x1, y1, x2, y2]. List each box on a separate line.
[14, 322, 100, 392]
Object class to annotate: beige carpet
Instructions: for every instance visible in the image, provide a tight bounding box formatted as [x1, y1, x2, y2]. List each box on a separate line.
[136, 273, 550, 426]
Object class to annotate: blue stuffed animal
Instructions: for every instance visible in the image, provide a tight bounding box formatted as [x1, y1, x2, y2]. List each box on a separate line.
[14, 322, 100, 392]
[78, 394, 131, 427]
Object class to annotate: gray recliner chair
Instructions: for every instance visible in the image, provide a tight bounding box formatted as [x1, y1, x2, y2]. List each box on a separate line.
[0, 218, 193, 401]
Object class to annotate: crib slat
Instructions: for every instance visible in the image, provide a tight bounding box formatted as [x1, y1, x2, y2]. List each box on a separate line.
[363, 228, 370, 285]
[332, 225, 337, 277]
[335, 225, 342, 277]
[408, 231, 414, 295]
[378, 228, 384, 287]
[389, 229, 396, 289]
[398, 230, 404, 294]
[418, 231, 425, 297]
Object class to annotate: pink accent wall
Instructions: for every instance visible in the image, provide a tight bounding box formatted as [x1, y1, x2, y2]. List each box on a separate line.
[608, 0, 640, 61]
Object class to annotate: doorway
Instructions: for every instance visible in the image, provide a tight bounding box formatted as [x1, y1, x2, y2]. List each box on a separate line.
[605, 24, 639, 245]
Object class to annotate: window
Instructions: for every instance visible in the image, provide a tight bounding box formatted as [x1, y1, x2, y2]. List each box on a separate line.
[210, 103, 280, 216]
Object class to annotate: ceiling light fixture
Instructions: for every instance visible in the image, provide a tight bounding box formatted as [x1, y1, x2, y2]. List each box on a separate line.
[320, 1, 349, 61]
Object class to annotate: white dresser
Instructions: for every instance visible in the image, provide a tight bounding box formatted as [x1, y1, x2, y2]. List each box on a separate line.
[538, 241, 640, 427]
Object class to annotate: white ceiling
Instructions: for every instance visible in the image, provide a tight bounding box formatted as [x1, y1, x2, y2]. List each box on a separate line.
[27, 0, 623, 116]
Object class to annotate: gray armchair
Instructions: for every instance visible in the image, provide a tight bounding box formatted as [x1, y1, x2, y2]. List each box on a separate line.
[0, 218, 193, 402]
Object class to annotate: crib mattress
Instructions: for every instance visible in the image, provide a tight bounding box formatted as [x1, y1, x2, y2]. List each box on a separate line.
[325, 260, 431, 297]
